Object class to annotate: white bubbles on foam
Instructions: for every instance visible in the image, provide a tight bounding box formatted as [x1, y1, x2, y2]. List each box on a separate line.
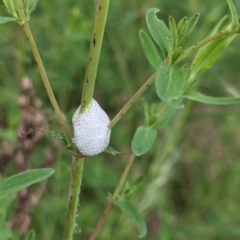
[72, 99, 111, 156]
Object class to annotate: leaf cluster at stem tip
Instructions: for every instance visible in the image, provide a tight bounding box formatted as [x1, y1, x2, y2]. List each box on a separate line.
[133, 1, 240, 157]
[0, 0, 38, 25]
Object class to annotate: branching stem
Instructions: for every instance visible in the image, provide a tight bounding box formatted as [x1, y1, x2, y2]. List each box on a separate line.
[178, 28, 232, 62]
[108, 26, 237, 129]
[88, 153, 135, 240]
[64, 1, 110, 239]
[108, 73, 157, 129]
[13, 0, 72, 148]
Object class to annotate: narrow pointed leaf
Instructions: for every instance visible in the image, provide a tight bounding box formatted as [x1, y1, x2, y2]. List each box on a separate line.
[177, 16, 187, 31]
[128, 176, 144, 195]
[104, 146, 124, 157]
[169, 16, 178, 49]
[184, 91, 240, 105]
[139, 30, 162, 70]
[178, 20, 189, 44]
[29, 0, 38, 14]
[22, 129, 71, 150]
[172, 46, 182, 63]
[0, 168, 54, 197]
[191, 37, 227, 76]
[227, 0, 239, 29]
[179, 13, 199, 44]
[50, 131, 71, 150]
[24, 230, 35, 240]
[210, 16, 230, 36]
[146, 8, 173, 58]
[141, 98, 150, 124]
[116, 200, 147, 238]
[193, 16, 230, 61]
[23, 0, 30, 17]
[156, 62, 185, 103]
[2, 0, 17, 17]
[151, 100, 181, 129]
[131, 126, 157, 156]
[0, 16, 16, 24]
[123, 176, 144, 198]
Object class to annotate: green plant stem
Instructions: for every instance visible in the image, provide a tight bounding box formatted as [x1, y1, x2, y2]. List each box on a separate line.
[156, 103, 168, 117]
[80, 0, 110, 112]
[140, 100, 195, 211]
[108, 26, 238, 129]
[227, 0, 239, 28]
[63, 157, 85, 240]
[63, 1, 110, 239]
[108, 72, 157, 129]
[13, 0, 72, 148]
[180, 28, 232, 59]
[88, 153, 135, 240]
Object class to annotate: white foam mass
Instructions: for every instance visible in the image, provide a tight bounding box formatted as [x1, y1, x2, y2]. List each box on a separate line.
[72, 99, 111, 156]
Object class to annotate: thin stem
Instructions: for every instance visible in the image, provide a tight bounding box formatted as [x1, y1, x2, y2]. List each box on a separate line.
[140, 100, 195, 211]
[88, 153, 135, 240]
[227, 0, 239, 28]
[180, 28, 232, 59]
[108, 73, 157, 129]
[156, 103, 168, 117]
[80, 0, 110, 112]
[63, 157, 85, 240]
[112, 153, 135, 199]
[108, 26, 236, 129]
[63, 1, 110, 239]
[13, 0, 72, 148]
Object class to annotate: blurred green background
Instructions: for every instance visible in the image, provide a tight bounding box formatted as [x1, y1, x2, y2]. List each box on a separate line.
[1, 0, 240, 239]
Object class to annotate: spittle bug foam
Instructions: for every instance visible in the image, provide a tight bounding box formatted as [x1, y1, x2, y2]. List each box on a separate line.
[72, 99, 111, 156]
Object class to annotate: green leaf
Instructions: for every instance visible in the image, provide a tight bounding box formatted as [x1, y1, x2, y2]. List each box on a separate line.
[190, 16, 229, 63]
[104, 146, 123, 157]
[183, 91, 240, 105]
[0, 16, 16, 24]
[210, 16, 230, 36]
[155, 62, 185, 103]
[123, 176, 144, 198]
[139, 30, 162, 70]
[179, 13, 200, 45]
[116, 200, 147, 238]
[151, 100, 181, 129]
[29, 0, 38, 14]
[24, 230, 35, 240]
[177, 16, 187, 33]
[146, 8, 173, 58]
[2, 0, 17, 17]
[23, 129, 71, 150]
[227, 0, 239, 30]
[169, 16, 178, 50]
[172, 46, 182, 63]
[142, 99, 150, 125]
[23, 0, 30, 17]
[191, 37, 227, 77]
[131, 126, 157, 156]
[0, 168, 54, 197]
[50, 131, 71, 150]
